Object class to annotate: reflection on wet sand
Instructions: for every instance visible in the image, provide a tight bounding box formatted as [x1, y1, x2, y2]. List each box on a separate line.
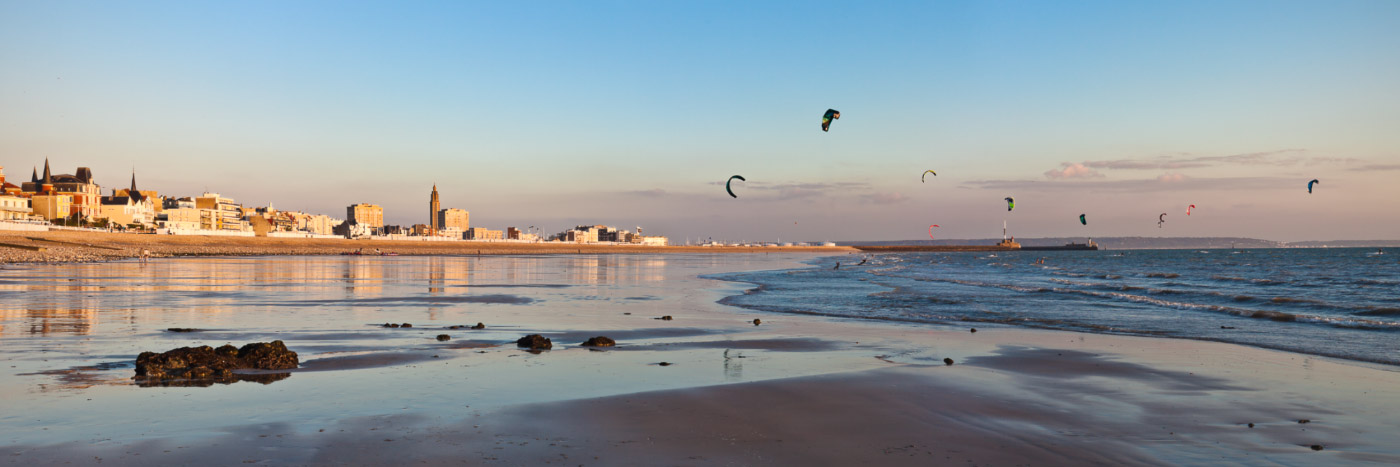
[135, 372, 291, 388]
[1, 256, 666, 338]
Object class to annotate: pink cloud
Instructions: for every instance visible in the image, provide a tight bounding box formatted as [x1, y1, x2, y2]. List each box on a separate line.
[1044, 163, 1104, 179]
[1156, 173, 1189, 183]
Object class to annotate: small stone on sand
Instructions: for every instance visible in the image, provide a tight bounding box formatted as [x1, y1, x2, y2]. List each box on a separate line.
[752, 319, 761, 325]
[943, 358, 955, 366]
[1248, 423, 1255, 428]
[436, 334, 450, 341]
[656, 315, 673, 321]
[1298, 419, 1311, 424]
[400, 323, 412, 328]
[581, 336, 616, 347]
[657, 362, 672, 366]
[1311, 445, 1324, 451]
[970, 328, 977, 333]
[472, 322, 485, 329]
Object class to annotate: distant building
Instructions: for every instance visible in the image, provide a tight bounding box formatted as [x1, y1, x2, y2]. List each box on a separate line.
[551, 224, 668, 245]
[98, 173, 156, 227]
[20, 159, 101, 220]
[30, 193, 71, 222]
[437, 208, 468, 232]
[294, 213, 342, 236]
[0, 194, 31, 220]
[0, 166, 25, 196]
[506, 228, 539, 242]
[347, 203, 384, 229]
[465, 227, 503, 240]
[159, 207, 202, 230]
[195, 192, 247, 231]
[411, 224, 432, 236]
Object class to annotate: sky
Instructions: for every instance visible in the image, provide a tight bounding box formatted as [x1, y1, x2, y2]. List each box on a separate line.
[1, 1, 1397, 242]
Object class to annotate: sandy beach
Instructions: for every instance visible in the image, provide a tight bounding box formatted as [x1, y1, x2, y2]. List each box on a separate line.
[0, 230, 855, 264]
[2, 254, 1397, 465]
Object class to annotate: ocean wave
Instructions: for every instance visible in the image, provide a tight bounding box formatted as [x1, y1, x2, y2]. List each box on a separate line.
[1146, 272, 1180, 279]
[1356, 307, 1400, 317]
[1210, 275, 1288, 286]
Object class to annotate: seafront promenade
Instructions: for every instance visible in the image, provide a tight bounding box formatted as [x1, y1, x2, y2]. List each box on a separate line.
[0, 229, 856, 264]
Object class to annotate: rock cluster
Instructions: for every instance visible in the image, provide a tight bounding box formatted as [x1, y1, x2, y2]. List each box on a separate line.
[134, 341, 299, 385]
[382, 323, 412, 328]
[517, 334, 552, 350]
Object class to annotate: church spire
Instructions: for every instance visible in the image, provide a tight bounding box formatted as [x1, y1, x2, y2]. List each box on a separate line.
[31, 167, 37, 183]
[41, 158, 52, 184]
[129, 170, 143, 202]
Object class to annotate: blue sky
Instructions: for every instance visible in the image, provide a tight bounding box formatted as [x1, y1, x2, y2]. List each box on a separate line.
[2, 1, 1397, 241]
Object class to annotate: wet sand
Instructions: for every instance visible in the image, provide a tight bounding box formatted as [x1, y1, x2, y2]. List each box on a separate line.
[2, 254, 1398, 465]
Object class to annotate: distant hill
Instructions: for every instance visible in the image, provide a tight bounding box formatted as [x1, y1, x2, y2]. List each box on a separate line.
[839, 237, 1400, 250]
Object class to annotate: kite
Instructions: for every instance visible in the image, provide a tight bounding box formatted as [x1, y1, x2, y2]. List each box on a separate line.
[1004, 197, 1015, 212]
[725, 175, 746, 198]
[821, 109, 840, 132]
[1158, 212, 1167, 228]
[1187, 204, 1196, 215]
[922, 170, 937, 182]
[1079, 214, 1086, 225]
[928, 224, 940, 240]
[1308, 179, 1319, 193]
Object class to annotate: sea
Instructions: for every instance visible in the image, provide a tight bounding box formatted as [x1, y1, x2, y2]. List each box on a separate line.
[710, 248, 1400, 366]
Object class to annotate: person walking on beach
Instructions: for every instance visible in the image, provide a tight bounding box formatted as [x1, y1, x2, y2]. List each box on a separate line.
[140, 249, 150, 264]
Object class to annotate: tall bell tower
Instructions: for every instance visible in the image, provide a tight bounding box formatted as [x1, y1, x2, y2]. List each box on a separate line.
[429, 184, 440, 235]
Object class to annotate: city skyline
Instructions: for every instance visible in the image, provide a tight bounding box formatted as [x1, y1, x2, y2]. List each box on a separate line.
[3, 1, 1398, 241]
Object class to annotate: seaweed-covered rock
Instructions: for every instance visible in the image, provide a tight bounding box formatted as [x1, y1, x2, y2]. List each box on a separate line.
[516, 334, 552, 350]
[134, 341, 298, 386]
[237, 341, 299, 370]
[581, 336, 615, 347]
[656, 315, 673, 321]
[472, 322, 485, 330]
[166, 328, 201, 333]
[752, 319, 762, 325]
[943, 358, 955, 366]
[436, 334, 451, 341]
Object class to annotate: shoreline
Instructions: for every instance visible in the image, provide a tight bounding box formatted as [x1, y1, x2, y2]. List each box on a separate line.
[0, 229, 857, 264]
